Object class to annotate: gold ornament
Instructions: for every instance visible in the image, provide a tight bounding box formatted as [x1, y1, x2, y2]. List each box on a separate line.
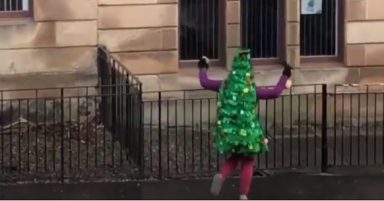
[239, 129, 247, 136]
[251, 123, 255, 128]
[243, 87, 250, 93]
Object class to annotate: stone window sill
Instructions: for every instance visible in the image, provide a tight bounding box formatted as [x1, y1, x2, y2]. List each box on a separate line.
[0, 17, 34, 26]
[300, 60, 347, 69]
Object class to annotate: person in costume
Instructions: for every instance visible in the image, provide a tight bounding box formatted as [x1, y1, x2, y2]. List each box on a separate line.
[198, 49, 292, 200]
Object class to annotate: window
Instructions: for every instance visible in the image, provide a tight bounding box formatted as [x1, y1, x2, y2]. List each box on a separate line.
[179, 0, 224, 63]
[0, 0, 32, 18]
[241, 0, 283, 62]
[300, 0, 342, 57]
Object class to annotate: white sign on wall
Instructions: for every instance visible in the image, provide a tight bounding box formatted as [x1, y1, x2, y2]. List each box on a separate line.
[22, 0, 29, 11]
[301, 0, 322, 15]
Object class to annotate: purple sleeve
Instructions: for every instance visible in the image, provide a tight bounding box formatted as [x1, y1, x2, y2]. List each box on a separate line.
[199, 69, 223, 92]
[256, 75, 288, 100]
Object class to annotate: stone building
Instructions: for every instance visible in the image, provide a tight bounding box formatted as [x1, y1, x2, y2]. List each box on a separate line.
[0, 0, 384, 91]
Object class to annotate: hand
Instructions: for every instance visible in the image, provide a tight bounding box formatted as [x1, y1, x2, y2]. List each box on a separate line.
[198, 56, 210, 69]
[282, 63, 292, 78]
[285, 79, 292, 89]
[261, 138, 270, 152]
[261, 138, 269, 145]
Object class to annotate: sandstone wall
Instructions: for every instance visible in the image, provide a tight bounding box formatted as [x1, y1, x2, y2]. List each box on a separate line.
[98, 0, 179, 75]
[0, 0, 98, 74]
[1, 0, 384, 83]
[345, 0, 384, 67]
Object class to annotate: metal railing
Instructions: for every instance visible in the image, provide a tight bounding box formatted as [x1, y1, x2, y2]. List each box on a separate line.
[141, 84, 328, 179]
[1, 48, 384, 182]
[0, 47, 143, 183]
[97, 47, 144, 177]
[141, 83, 384, 179]
[329, 84, 384, 168]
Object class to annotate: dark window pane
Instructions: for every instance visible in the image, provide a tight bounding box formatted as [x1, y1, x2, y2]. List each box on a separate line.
[300, 0, 337, 56]
[241, 0, 279, 59]
[180, 0, 219, 60]
[0, 0, 4, 11]
[17, 0, 23, 10]
[6, 0, 11, 10]
[0, 0, 25, 11]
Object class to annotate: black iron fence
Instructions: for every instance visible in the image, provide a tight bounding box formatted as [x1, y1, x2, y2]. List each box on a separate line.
[0, 47, 143, 183]
[141, 83, 384, 179]
[97, 46, 144, 177]
[329, 84, 384, 167]
[1, 48, 384, 183]
[142, 85, 328, 179]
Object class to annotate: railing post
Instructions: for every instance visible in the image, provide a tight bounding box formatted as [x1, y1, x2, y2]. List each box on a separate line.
[124, 75, 134, 159]
[321, 84, 328, 173]
[0, 91, 3, 175]
[111, 63, 117, 135]
[139, 84, 145, 178]
[60, 88, 65, 182]
[97, 47, 107, 126]
[158, 92, 162, 179]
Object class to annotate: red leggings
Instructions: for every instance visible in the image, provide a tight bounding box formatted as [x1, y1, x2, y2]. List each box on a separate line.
[220, 155, 254, 195]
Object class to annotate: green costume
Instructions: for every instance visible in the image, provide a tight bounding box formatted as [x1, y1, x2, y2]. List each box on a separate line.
[212, 49, 268, 157]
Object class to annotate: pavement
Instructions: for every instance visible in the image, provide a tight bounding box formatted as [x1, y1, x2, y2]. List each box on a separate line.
[1, 172, 384, 199]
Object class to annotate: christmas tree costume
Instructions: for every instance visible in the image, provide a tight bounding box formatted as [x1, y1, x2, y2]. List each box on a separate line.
[213, 49, 267, 157]
[198, 49, 292, 199]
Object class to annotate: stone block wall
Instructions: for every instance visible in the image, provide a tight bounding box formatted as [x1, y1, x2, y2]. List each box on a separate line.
[345, 0, 384, 67]
[285, 0, 300, 68]
[275, 0, 384, 72]
[0, 0, 98, 74]
[1, 0, 384, 82]
[98, 0, 179, 75]
[226, 0, 241, 70]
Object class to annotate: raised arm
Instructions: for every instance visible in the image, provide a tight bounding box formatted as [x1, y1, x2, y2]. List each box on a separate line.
[199, 69, 223, 92]
[198, 56, 223, 92]
[256, 75, 289, 99]
[256, 64, 292, 100]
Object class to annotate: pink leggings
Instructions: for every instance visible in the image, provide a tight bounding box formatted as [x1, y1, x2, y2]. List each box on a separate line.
[220, 155, 254, 195]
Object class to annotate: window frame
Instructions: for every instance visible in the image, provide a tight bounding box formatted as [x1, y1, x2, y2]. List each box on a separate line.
[0, 0, 33, 18]
[178, 0, 226, 68]
[240, 0, 286, 65]
[300, 0, 345, 63]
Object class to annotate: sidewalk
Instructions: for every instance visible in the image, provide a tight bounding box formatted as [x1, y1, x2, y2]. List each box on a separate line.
[1, 173, 384, 199]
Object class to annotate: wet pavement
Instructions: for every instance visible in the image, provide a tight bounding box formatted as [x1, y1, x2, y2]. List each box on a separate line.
[1, 173, 384, 199]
